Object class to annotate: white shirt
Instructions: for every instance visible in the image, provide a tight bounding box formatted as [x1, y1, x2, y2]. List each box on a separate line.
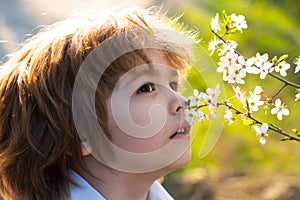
[69, 170, 174, 200]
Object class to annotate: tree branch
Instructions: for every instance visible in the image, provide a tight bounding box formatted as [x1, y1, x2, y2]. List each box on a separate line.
[217, 101, 300, 142]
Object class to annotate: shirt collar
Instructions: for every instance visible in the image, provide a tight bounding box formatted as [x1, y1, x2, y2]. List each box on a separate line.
[69, 170, 174, 200]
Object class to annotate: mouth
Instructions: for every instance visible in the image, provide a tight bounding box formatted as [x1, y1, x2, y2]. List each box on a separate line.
[169, 127, 190, 139]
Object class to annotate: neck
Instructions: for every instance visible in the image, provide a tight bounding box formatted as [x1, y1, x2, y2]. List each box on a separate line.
[79, 155, 165, 200]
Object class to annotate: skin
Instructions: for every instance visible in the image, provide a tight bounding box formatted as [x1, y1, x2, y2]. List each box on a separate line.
[79, 50, 191, 200]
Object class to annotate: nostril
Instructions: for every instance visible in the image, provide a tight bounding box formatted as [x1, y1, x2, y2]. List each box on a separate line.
[176, 106, 182, 112]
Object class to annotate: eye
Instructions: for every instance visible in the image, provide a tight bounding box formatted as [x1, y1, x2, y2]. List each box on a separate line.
[169, 81, 178, 91]
[137, 83, 155, 94]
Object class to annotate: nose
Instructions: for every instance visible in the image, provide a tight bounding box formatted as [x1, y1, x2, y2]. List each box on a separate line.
[169, 91, 186, 115]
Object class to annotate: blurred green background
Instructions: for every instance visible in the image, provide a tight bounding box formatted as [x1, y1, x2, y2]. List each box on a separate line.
[163, 0, 300, 199]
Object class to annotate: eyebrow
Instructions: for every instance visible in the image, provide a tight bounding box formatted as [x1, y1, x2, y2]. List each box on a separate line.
[132, 65, 178, 79]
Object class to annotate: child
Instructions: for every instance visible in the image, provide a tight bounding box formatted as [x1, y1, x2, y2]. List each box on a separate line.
[0, 6, 196, 200]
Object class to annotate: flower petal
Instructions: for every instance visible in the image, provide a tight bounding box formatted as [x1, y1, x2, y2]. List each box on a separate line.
[282, 108, 290, 116]
[254, 126, 261, 134]
[261, 123, 268, 132]
[277, 112, 283, 120]
[271, 107, 278, 115]
[275, 99, 281, 107]
[259, 137, 266, 145]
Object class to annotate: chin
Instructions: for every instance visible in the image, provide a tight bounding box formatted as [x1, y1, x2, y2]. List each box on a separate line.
[166, 146, 192, 172]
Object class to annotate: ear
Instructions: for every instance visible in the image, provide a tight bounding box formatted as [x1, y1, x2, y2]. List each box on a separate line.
[81, 142, 92, 156]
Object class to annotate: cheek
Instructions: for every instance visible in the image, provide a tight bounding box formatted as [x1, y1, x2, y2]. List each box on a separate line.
[107, 114, 168, 153]
[129, 99, 152, 127]
[106, 97, 171, 153]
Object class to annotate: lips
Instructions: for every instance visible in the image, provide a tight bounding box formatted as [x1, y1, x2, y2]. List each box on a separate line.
[169, 126, 190, 139]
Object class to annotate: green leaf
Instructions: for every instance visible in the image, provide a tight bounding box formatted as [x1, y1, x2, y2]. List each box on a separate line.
[222, 10, 228, 19]
[263, 104, 270, 115]
[228, 28, 237, 34]
[243, 119, 254, 126]
[271, 56, 278, 63]
[245, 100, 250, 112]
[291, 128, 300, 137]
[291, 128, 298, 133]
[278, 54, 289, 63]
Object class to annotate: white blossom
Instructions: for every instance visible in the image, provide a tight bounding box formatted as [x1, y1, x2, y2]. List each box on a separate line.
[217, 50, 239, 80]
[208, 36, 220, 55]
[224, 61, 247, 84]
[246, 91, 264, 112]
[237, 56, 255, 74]
[188, 89, 203, 108]
[197, 111, 208, 122]
[254, 86, 263, 95]
[224, 109, 236, 125]
[273, 61, 290, 76]
[240, 113, 247, 121]
[294, 56, 300, 73]
[245, 86, 264, 112]
[244, 57, 259, 74]
[296, 89, 300, 101]
[232, 86, 246, 105]
[271, 98, 290, 120]
[217, 56, 229, 78]
[200, 85, 220, 120]
[254, 123, 269, 145]
[230, 13, 248, 32]
[211, 13, 221, 32]
[254, 53, 273, 79]
[203, 84, 220, 106]
[218, 40, 238, 56]
[184, 109, 197, 125]
[207, 104, 216, 119]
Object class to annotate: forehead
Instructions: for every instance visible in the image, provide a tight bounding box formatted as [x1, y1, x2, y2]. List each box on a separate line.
[142, 49, 175, 64]
[131, 49, 179, 75]
[131, 48, 187, 72]
[131, 63, 178, 78]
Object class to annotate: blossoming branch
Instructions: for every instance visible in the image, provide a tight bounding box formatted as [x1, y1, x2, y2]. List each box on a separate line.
[185, 11, 300, 144]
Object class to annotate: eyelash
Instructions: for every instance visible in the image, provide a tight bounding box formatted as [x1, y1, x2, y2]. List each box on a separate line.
[137, 83, 156, 94]
[136, 82, 178, 94]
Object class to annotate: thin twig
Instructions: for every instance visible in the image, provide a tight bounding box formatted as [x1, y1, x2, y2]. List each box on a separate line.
[217, 101, 300, 142]
[269, 83, 288, 102]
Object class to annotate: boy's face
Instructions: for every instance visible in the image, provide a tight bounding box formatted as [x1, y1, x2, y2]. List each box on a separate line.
[106, 50, 191, 172]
